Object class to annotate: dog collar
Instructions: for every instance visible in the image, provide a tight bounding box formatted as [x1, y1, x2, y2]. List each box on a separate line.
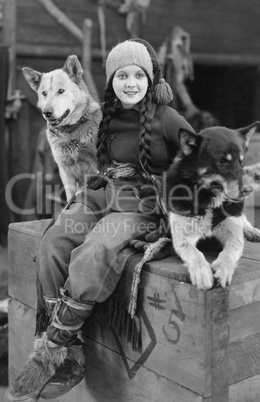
[67, 114, 88, 133]
[49, 114, 88, 135]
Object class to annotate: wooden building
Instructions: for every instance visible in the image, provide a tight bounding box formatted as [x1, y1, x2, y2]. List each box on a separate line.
[1, 0, 260, 227]
[2, 2, 260, 401]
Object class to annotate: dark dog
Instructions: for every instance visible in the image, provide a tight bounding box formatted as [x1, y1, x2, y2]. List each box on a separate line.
[162, 122, 260, 290]
[130, 121, 260, 295]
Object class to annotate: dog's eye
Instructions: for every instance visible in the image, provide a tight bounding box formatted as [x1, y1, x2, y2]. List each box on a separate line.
[217, 158, 226, 166]
[42, 91, 47, 97]
[58, 89, 65, 94]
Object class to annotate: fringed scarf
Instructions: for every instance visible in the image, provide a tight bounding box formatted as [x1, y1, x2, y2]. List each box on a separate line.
[35, 270, 50, 337]
[34, 162, 170, 350]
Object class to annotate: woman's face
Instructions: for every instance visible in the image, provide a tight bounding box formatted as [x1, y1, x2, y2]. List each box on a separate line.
[112, 65, 149, 109]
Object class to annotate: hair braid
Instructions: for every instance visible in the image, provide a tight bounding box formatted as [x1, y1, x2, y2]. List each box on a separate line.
[138, 87, 153, 175]
[96, 82, 116, 172]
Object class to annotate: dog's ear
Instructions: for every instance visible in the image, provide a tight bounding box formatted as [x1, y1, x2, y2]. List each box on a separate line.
[63, 55, 83, 82]
[237, 121, 260, 149]
[179, 128, 202, 155]
[22, 68, 42, 92]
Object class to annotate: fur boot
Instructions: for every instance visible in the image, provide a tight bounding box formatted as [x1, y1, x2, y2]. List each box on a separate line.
[5, 332, 85, 402]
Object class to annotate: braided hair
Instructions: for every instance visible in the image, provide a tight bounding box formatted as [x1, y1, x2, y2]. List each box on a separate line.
[96, 81, 116, 172]
[96, 74, 154, 175]
[97, 38, 173, 175]
[138, 86, 154, 174]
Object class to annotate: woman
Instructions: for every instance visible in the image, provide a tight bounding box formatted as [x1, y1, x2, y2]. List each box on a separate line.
[7, 38, 194, 402]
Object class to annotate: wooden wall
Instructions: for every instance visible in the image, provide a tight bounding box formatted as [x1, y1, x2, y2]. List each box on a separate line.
[2, 0, 260, 226]
[15, 0, 260, 64]
[12, 0, 260, 117]
[14, 0, 260, 127]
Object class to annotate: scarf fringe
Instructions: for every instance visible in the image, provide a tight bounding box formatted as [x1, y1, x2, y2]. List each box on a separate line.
[107, 298, 142, 353]
[128, 237, 171, 318]
[35, 272, 50, 337]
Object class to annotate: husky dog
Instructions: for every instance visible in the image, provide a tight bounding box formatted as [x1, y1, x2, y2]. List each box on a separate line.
[163, 122, 260, 290]
[22, 55, 102, 200]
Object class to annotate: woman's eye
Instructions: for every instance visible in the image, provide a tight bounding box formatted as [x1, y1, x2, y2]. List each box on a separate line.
[117, 74, 126, 79]
[136, 73, 145, 79]
[58, 89, 65, 94]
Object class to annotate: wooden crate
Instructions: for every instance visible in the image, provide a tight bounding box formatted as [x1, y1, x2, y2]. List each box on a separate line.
[8, 220, 260, 402]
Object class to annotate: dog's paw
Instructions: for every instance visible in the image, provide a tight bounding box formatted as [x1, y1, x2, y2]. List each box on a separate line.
[212, 260, 234, 287]
[244, 226, 260, 242]
[187, 261, 213, 290]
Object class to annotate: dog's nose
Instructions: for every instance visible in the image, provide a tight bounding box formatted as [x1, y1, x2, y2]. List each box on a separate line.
[43, 111, 52, 118]
[211, 181, 223, 191]
[241, 186, 253, 197]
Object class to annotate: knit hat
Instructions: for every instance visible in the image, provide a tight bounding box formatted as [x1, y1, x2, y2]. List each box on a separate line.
[106, 41, 153, 83]
[106, 38, 173, 105]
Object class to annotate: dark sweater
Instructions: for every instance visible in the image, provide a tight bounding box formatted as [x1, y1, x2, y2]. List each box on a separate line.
[106, 103, 194, 174]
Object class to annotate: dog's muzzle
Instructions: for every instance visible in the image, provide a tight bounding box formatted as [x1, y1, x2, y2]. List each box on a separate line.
[224, 185, 253, 203]
[240, 185, 253, 197]
[44, 109, 70, 126]
[210, 181, 224, 191]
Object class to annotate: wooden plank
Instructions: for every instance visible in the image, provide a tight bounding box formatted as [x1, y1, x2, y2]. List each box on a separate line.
[37, 0, 83, 42]
[16, 0, 99, 48]
[192, 53, 260, 67]
[242, 241, 260, 261]
[8, 299, 36, 382]
[2, 0, 16, 96]
[82, 19, 100, 103]
[15, 0, 260, 63]
[87, 275, 210, 396]
[229, 332, 260, 386]
[9, 299, 205, 402]
[144, 243, 260, 285]
[9, 219, 50, 238]
[16, 43, 83, 58]
[17, 23, 78, 47]
[229, 278, 260, 310]
[80, 332, 205, 402]
[206, 288, 229, 402]
[8, 219, 260, 311]
[8, 223, 48, 309]
[7, 100, 34, 220]
[147, 0, 260, 58]
[229, 374, 260, 402]
[0, 47, 10, 234]
[230, 302, 260, 343]
[16, 42, 260, 67]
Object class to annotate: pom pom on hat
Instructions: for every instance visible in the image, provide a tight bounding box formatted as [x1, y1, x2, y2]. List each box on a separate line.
[129, 38, 173, 105]
[154, 78, 173, 105]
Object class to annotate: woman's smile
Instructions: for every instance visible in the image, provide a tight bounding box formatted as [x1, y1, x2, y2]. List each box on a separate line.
[113, 65, 148, 109]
